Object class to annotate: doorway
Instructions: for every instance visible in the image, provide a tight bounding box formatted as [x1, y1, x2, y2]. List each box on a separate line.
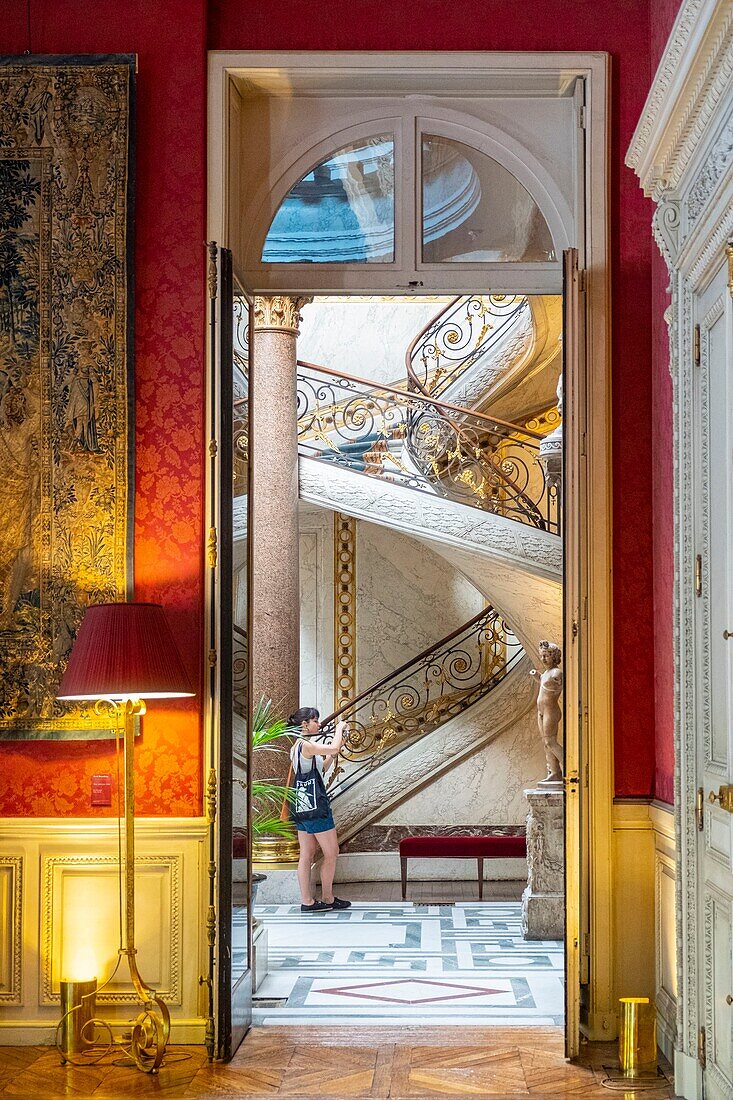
[249, 290, 566, 1028]
[207, 50, 612, 1060]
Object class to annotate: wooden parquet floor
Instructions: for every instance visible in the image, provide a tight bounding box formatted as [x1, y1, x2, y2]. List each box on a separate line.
[0, 1028, 680, 1098]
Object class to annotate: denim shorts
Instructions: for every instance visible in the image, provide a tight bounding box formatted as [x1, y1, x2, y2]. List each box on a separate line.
[294, 808, 336, 834]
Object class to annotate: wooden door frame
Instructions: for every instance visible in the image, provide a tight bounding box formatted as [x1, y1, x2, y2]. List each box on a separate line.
[207, 49, 614, 1052]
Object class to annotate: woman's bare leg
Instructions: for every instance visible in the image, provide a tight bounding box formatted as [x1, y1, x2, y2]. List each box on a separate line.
[314, 828, 339, 902]
[296, 831, 318, 904]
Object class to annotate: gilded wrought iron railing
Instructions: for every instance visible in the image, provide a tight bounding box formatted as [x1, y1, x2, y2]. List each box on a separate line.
[313, 604, 522, 799]
[233, 622, 247, 720]
[296, 361, 559, 533]
[406, 294, 529, 400]
[233, 297, 249, 483]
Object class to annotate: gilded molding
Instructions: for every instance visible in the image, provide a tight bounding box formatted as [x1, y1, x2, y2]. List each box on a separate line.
[207, 241, 218, 300]
[334, 514, 357, 709]
[0, 856, 23, 1004]
[207, 526, 218, 570]
[253, 295, 312, 334]
[205, 767, 217, 824]
[41, 854, 181, 1006]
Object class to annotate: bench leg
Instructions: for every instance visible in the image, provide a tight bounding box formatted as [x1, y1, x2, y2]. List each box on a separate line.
[477, 857, 484, 901]
[401, 856, 408, 900]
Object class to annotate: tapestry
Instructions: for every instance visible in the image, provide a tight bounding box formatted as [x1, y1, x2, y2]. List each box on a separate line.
[0, 57, 134, 739]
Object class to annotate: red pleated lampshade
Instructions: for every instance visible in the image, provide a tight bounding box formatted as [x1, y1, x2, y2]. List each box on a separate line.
[57, 603, 194, 701]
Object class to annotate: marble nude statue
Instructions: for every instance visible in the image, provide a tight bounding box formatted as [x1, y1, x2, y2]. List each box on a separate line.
[529, 639, 563, 786]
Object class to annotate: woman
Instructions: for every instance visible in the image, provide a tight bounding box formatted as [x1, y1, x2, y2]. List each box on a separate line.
[289, 707, 351, 913]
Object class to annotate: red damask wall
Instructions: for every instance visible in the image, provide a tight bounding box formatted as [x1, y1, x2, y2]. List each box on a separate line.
[1, 0, 207, 816]
[649, 0, 685, 805]
[1, 0, 673, 814]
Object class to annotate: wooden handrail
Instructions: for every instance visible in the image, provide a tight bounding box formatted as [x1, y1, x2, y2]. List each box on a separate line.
[296, 358, 543, 441]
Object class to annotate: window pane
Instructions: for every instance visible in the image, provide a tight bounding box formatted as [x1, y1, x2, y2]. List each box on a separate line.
[262, 136, 394, 264]
[422, 135, 555, 263]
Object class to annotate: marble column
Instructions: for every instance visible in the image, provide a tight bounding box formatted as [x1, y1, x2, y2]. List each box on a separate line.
[251, 295, 311, 725]
[521, 788, 565, 940]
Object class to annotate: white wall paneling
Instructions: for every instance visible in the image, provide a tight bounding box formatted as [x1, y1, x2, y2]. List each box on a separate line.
[0, 818, 208, 1045]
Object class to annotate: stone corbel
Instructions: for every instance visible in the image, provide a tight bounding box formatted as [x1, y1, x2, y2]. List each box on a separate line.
[652, 194, 681, 271]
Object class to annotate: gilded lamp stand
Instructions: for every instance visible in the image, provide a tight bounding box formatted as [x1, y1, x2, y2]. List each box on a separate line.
[56, 602, 194, 1075]
[55, 700, 170, 1073]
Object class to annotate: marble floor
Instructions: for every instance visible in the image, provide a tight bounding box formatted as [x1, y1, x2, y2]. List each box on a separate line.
[252, 900, 564, 1026]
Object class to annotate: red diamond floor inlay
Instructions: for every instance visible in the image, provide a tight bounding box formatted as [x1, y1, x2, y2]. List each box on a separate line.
[316, 978, 506, 1005]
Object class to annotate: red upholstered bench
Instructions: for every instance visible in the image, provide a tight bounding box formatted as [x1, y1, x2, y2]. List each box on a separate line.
[399, 835, 527, 900]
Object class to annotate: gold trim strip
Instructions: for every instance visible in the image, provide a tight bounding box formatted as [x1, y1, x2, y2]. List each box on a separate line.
[334, 514, 357, 710]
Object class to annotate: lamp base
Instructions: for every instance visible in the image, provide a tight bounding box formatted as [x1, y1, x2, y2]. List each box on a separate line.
[59, 979, 97, 1060]
[56, 947, 170, 1073]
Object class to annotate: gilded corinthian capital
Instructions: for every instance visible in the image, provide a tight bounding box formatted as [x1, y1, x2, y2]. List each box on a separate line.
[253, 294, 313, 334]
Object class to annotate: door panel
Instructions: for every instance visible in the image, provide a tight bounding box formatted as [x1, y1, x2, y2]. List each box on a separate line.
[697, 256, 733, 1100]
[563, 247, 586, 1058]
[208, 244, 253, 1062]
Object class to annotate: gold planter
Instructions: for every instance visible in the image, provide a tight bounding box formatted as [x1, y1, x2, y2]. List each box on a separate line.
[252, 833, 300, 866]
[58, 978, 97, 1060]
[618, 997, 657, 1077]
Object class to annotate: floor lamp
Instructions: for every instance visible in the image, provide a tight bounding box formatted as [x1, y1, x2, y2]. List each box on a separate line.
[57, 603, 194, 1073]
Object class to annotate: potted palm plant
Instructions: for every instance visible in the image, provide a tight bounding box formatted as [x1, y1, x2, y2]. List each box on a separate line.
[250, 699, 298, 877]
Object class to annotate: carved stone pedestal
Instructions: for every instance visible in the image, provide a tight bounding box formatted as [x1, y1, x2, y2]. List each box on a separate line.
[521, 788, 565, 940]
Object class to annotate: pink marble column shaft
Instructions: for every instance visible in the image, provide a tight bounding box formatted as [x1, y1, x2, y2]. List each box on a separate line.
[250, 296, 310, 726]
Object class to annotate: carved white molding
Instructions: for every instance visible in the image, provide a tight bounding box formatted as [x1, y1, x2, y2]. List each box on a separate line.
[626, 0, 733, 198]
[703, 889, 733, 1096]
[0, 857, 23, 1005]
[686, 114, 733, 225]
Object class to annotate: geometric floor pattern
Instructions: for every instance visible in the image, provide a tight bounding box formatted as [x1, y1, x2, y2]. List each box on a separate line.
[252, 902, 565, 1026]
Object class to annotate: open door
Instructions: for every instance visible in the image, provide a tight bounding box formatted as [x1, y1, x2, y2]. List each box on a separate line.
[206, 243, 254, 1061]
[562, 247, 588, 1059]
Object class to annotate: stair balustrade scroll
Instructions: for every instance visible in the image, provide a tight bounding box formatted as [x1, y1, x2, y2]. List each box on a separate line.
[233, 623, 248, 720]
[297, 361, 559, 533]
[312, 605, 523, 799]
[406, 293, 529, 399]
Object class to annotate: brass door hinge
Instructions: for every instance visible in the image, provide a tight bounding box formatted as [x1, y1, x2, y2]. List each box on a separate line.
[696, 786, 705, 832]
[698, 1024, 707, 1069]
[695, 554, 702, 597]
[693, 323, 701, 366]
[578, 268, 587, 293]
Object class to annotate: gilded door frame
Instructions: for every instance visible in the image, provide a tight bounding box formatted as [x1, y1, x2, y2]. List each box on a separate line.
[206, 50, 614, 1052]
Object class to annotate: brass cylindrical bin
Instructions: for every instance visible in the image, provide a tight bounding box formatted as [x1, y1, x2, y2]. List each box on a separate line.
[59, 978, 98, 1060]
[618, 997, 657, 1077]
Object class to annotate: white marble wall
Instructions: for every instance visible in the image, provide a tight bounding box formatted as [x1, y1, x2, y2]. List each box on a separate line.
[356, 519, 484, 688]
[299, 504, 334, 715]
[381, 704, 545, 827]
[299, 298, 450, 385]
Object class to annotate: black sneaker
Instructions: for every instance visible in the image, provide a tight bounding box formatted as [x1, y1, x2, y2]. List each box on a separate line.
[300, 900, 332, 913]
[325, 897, 351, 910]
